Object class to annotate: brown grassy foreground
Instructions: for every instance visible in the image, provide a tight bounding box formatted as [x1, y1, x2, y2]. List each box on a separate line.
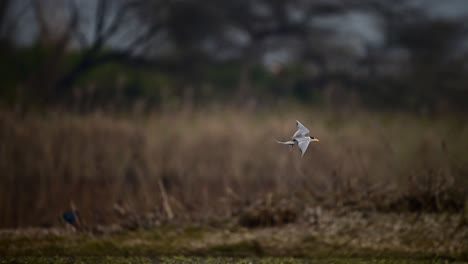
[1, 209, 467, 259]
[0, 106, 468, 228]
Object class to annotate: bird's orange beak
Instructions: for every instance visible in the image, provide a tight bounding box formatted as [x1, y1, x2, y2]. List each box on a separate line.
[313, 138, 320, 142]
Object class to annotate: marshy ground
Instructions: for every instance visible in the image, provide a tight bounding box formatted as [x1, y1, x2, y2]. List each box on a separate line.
[0, 257, 465, 264]
[1, 109, 467, 263]
[1, 208, 467, 263]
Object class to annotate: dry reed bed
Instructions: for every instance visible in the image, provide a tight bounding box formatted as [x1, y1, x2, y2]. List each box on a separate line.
[0, 109, 467, 228]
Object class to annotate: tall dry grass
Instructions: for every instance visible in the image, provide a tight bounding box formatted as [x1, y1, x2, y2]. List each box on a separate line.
[0, 107, 467, 227]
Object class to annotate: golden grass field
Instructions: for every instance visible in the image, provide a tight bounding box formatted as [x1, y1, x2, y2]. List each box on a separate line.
[0, 106, 467, 228]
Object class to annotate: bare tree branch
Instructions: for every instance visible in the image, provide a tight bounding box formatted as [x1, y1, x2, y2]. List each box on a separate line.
[54, 0, 79, 51]
[101, 1, 142, 41]
[32, 0, 51, 44]
[94, 0, 109, 42]
[55, 0, 169, 96]
[68, 0, 89, 49]
[125, 23, 162, 53]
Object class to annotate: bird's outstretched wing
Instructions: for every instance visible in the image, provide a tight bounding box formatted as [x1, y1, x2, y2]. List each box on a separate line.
[292, 120, 310, 139]
[296, 137, 312, 157]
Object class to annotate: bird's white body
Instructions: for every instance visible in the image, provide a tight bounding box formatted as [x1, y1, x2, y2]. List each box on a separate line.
[277, 120, 319, 157]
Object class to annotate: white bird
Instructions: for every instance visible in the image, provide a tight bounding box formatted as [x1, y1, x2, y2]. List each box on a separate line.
[277, 120, 319, 157]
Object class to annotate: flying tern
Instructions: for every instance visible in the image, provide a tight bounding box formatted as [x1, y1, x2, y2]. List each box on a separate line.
[277, 120, 319, 157]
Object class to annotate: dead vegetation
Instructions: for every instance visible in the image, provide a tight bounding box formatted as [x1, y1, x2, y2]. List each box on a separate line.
[0, 107, 467, 228]
[0, 207, 467, 259]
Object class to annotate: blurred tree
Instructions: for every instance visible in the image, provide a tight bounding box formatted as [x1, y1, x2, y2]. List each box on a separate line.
[397, 18, 468, 112]
[1, 0, 468, 112]
[54, 0, 171, 103]
[341, 0, 468, 112]
[10, 0, 171, 105]
[142, 0, 352, 97]
[29, 0, 79, 102]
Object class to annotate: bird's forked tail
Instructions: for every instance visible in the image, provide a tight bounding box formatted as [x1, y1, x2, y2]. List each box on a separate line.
[276, 139, 295, 149]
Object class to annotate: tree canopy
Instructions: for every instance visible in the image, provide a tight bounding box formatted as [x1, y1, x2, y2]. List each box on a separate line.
[1, 0, 468, 112]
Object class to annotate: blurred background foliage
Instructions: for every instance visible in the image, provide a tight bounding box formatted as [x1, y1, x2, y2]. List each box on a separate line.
[1, 0, 468, 231]
[1, 0, 468, 113]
